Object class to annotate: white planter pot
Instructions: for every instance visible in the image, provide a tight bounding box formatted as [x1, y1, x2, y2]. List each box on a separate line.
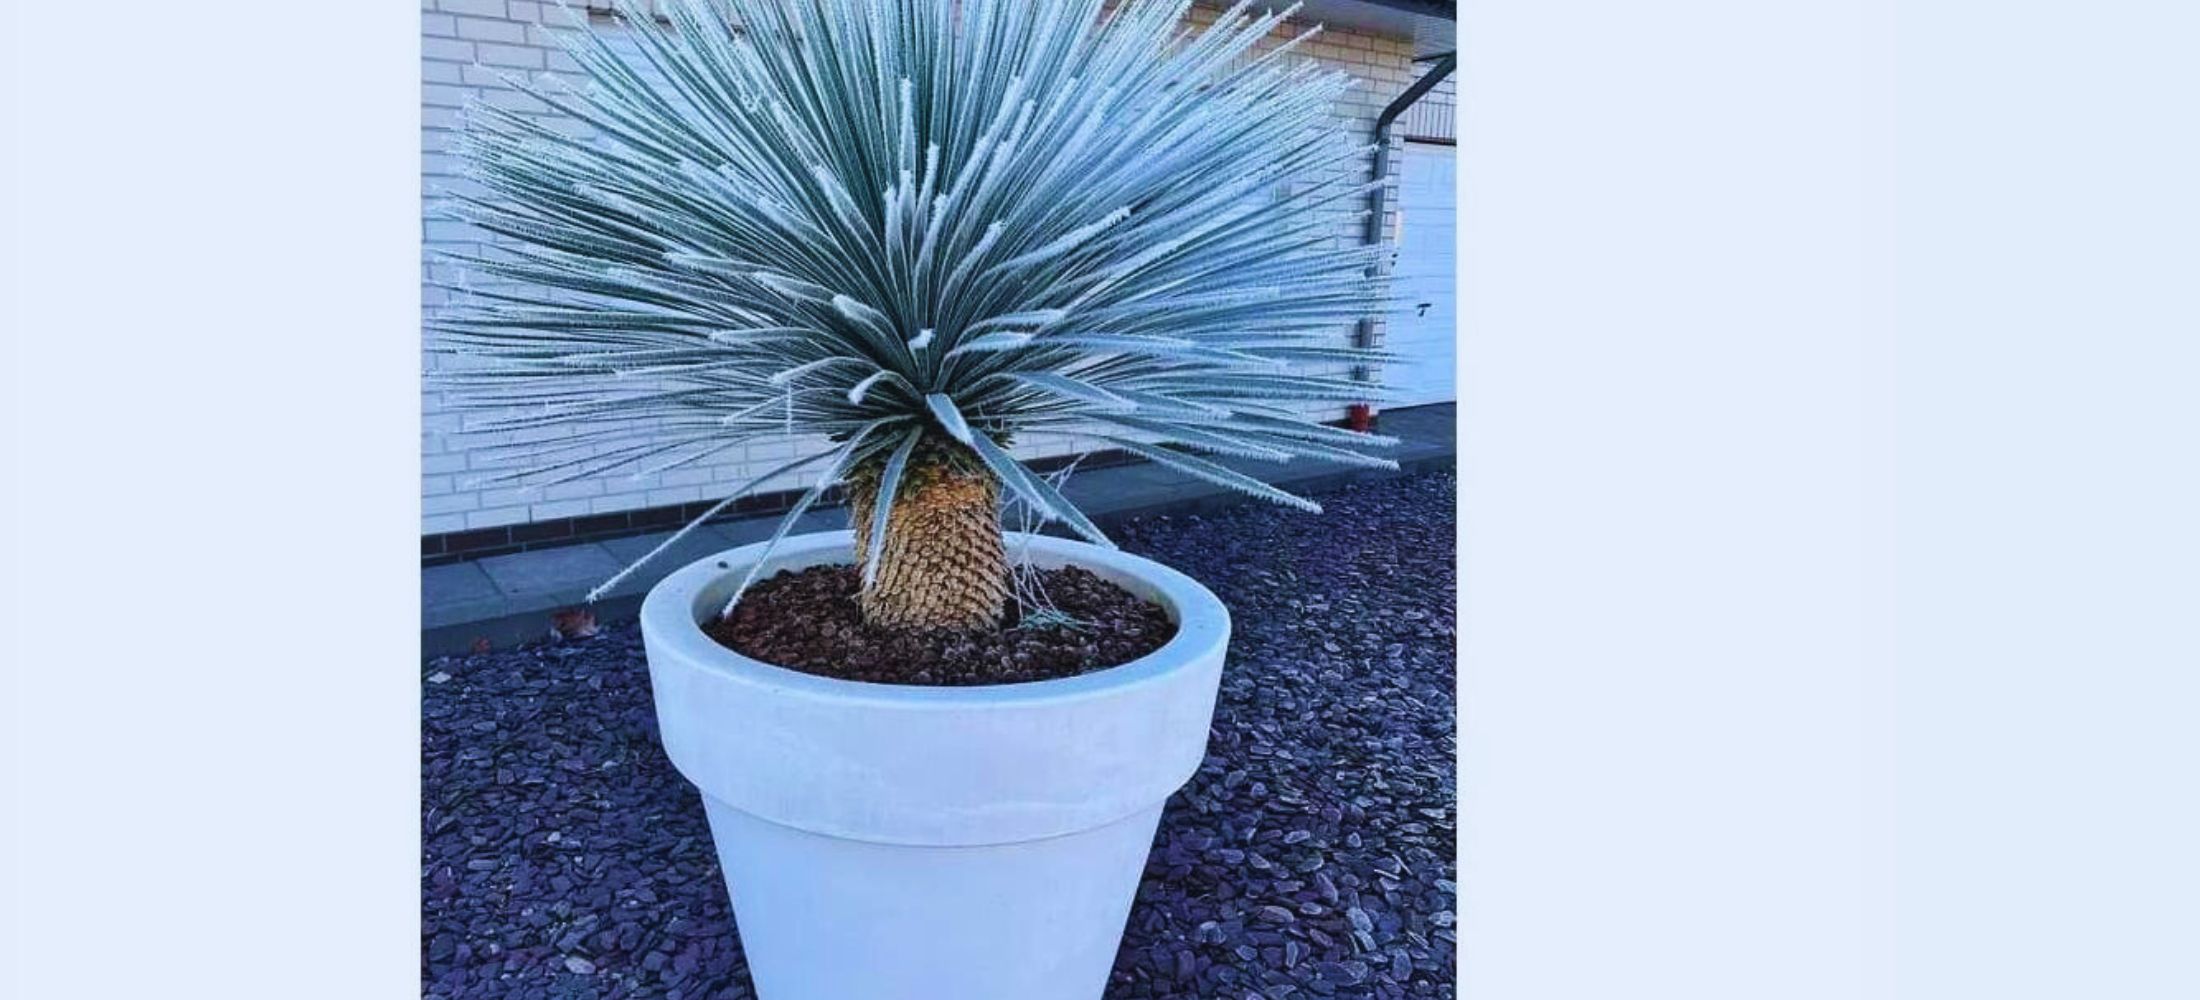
[639, 530, 1228, 1000]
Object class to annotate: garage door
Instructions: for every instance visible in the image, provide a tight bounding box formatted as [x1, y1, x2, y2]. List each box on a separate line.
[1382, 142, 1457, 407]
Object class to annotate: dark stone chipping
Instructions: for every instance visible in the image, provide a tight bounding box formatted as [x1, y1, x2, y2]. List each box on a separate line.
[422, 471, 1457, 999]
[704, 564, 1176, 685]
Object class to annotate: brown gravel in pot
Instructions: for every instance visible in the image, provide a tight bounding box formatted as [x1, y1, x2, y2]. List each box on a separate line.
[703, 563, 1177, 685]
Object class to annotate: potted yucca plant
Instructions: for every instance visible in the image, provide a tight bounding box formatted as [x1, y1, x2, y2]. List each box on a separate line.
[432, 0, 1397, 995]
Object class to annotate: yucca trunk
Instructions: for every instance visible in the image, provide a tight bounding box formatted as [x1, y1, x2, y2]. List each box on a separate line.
[848, 452, 1011, 630]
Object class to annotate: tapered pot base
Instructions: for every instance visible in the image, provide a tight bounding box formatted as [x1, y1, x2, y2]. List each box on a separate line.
[639, 531, 1230, 999]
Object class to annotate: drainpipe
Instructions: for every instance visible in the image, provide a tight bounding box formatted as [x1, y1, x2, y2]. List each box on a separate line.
[1348, 51, 1456, 433]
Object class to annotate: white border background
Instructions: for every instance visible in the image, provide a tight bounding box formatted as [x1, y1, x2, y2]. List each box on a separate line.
[7, 1, 420, 994]
[8, 0, 2197, 996]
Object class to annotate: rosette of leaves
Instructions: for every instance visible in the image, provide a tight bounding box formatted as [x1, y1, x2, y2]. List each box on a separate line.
[432, 0, 1400, 630]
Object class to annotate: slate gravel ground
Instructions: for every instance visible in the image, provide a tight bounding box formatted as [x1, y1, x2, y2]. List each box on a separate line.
[423, 470, 1456, 999]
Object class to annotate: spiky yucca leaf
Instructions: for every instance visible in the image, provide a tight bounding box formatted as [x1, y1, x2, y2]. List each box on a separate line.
[431, 0, 1397, 614]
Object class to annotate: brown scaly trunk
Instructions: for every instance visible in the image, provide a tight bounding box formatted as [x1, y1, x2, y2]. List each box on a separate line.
[846, 443, 1011, 630]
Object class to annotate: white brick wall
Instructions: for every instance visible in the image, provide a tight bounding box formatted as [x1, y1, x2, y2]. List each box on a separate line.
[420, 0, 1415, 534]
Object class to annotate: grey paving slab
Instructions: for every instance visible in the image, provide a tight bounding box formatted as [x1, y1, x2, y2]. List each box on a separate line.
[424, 560, 498, 603]
[597, 523, 742, 568]
[588, 528, 745, 602]
[421, 562, 508, 630]
[1381, 404, 1454, 453]
[715, 507, 844, 547]
[476, 542, 624, 601]
[1063, 463, 1184, 515]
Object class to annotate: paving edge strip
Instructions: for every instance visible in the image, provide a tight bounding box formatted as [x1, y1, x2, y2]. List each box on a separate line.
[422, 448, 1452, 660]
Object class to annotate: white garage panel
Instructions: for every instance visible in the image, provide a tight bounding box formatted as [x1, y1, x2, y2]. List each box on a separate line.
[1381, 142, 1457, 407]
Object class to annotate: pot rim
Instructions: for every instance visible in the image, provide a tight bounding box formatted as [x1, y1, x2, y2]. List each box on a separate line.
[640, 529, 1230, 708]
